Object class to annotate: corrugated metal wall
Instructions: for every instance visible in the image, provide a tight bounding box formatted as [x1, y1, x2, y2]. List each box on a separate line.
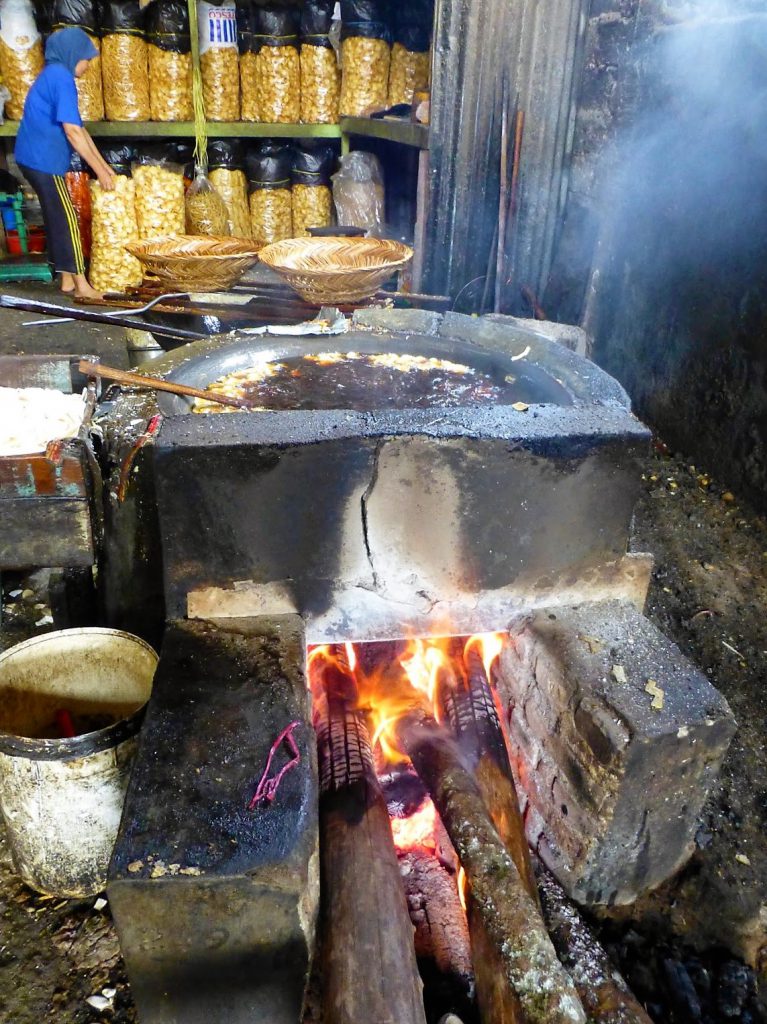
[423, 0, 589, 309]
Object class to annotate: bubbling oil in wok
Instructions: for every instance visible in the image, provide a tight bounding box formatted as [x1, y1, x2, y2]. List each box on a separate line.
[192, 351, 546, 413]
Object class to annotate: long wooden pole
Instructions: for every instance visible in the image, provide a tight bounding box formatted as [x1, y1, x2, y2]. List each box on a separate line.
[311, 653, 427, 1024]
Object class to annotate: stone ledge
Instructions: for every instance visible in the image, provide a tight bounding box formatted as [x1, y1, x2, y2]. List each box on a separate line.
[108, 616, 319, 1024]
[496, 600, 736, 906]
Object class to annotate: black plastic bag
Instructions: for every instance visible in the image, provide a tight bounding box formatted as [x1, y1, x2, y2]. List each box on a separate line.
[252, 4, 298, 51]
[208, 138, 245, 171]
[245, 139, 293, 190]
[392, 0, 432, 51]
[300, 0, 333, 46]
[235, 0, 253, 53]
[69, 151, 90, 173]
[291, 141, 337, 187]
[51, 0, 98, 33]
[145, 0, 190, 52]
[133, 141, 189, 169]
[98, 142, 136, 176]
[33, 0, 55, 39]
[340, 0, 388, 41]
[100, 0, 145, 34]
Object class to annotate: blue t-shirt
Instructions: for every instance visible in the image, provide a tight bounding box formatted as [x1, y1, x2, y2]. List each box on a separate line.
[15, 64, 82, 176]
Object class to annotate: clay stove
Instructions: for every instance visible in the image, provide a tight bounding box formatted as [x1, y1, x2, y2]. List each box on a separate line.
[104, 310, 735, 1024]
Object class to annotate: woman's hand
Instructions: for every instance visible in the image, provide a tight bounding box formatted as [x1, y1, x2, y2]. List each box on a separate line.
[97, 168, 116, 192]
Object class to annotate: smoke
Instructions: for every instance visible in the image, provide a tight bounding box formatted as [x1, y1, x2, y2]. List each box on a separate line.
[598, 4, 767, 277]
[579, 0, 767, 501]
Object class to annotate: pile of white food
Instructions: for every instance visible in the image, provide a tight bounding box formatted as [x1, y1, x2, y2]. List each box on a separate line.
[0, 388, 86, 457]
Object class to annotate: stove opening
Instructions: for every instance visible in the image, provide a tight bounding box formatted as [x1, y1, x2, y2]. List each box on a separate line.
[306, 633, 554, 1024]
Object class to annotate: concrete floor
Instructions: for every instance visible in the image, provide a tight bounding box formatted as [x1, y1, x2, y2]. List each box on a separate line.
[0, 285, 766, 1022]
[0, 280, 131, 366]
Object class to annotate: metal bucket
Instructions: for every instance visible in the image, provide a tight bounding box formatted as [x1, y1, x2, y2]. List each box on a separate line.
[0, 628, 157, 897]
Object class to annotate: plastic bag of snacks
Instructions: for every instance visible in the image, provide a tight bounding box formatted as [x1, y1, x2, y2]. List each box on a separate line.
[331, 151, 384, 236]
[90, 171, 142, 292]
[246, 139, 292, 244]
[198, 0, 239, 121]
[300, 0, 339, 124]
[236, 0, 257, 120]
[64, 152, 91, 256]
[132, 146, 185, 239]
[339, 0, 389, 117]
[252, 2, 299, 124]
[291, 141, 335, 237]
[387, 0, 431, 107]
[146, 0, 192, 121]
[0, 0, 44, 120]
[52, 0, 103, 120]
[101, 0, 149, 120]
[185, 167, 229, 236]
[208, 138, 250, 238]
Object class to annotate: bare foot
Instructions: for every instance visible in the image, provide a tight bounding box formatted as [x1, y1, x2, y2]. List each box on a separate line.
[71, 274, 103, 301]
[73, 286, 104, 301]
[60, 271, 75, 295]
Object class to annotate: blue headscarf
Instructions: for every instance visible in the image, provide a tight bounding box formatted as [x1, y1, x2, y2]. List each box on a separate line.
[44, 27, 98, 75]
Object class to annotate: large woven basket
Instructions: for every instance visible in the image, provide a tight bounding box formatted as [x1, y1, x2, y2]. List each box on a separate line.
[125, 236, 264, 291]
[258, 236, 413, 304]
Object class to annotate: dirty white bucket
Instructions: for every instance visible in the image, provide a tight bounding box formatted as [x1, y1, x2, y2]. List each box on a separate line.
[0, 628, 157, 898]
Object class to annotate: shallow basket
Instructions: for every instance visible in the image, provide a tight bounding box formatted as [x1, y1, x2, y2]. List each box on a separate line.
[125, 236, 264, 291]
[258, 236, 413, 304]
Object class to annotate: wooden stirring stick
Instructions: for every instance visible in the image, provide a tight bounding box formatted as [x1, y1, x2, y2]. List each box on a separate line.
[78, 359, 247, 410]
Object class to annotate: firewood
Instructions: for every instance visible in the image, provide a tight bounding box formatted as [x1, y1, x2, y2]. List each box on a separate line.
[396, 709, 587, 1024]
[441, 647, 539, 905]
[440, 648, 542, 1023]
[399, 847, 475, 1019]
[312, 652, 427, 1024]
[535, 860, 654, 1024]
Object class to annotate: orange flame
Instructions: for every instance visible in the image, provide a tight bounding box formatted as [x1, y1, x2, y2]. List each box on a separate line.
[457, 866, 468, 911]
[390, 798, 438, 853]
[464, 631, 505, 681]
[309, 633, 508, 766]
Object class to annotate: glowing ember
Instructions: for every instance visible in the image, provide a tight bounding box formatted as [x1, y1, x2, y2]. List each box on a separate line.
[390, 798, 438, 853]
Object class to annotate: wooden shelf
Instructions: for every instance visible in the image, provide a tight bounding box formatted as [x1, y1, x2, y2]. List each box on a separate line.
[0, 118, 428, 147]
[0, 120, 343, 139]
[340, 117, 429, 150]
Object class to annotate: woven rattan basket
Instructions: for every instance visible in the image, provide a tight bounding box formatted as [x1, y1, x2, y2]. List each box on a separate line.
[125, 236, 264, 291]
[258, 236, 413, 304]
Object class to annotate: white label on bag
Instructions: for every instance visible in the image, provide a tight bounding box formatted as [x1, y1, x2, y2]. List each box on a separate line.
[0, 0, 40, 52]
[198, 1, 237, 54]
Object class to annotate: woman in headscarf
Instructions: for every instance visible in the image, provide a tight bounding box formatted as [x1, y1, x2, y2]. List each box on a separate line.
[15, 27, 115, 299]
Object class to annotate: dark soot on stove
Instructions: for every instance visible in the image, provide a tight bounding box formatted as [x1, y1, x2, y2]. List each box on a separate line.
[196, 352, 565, 412]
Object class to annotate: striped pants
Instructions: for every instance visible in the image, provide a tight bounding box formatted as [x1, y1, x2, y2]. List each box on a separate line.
[18, 164, 85, 275]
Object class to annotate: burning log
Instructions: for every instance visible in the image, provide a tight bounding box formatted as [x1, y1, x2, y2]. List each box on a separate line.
[400, 848, 476, 1020]
[439, 640, 650, 1023]
[441, 643, 539, 905]
[396, 709, 587, 1024]
[311, 649, 427, 1024]
[440, 643, 545, 1023]
[535, 860, 654, 1024]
